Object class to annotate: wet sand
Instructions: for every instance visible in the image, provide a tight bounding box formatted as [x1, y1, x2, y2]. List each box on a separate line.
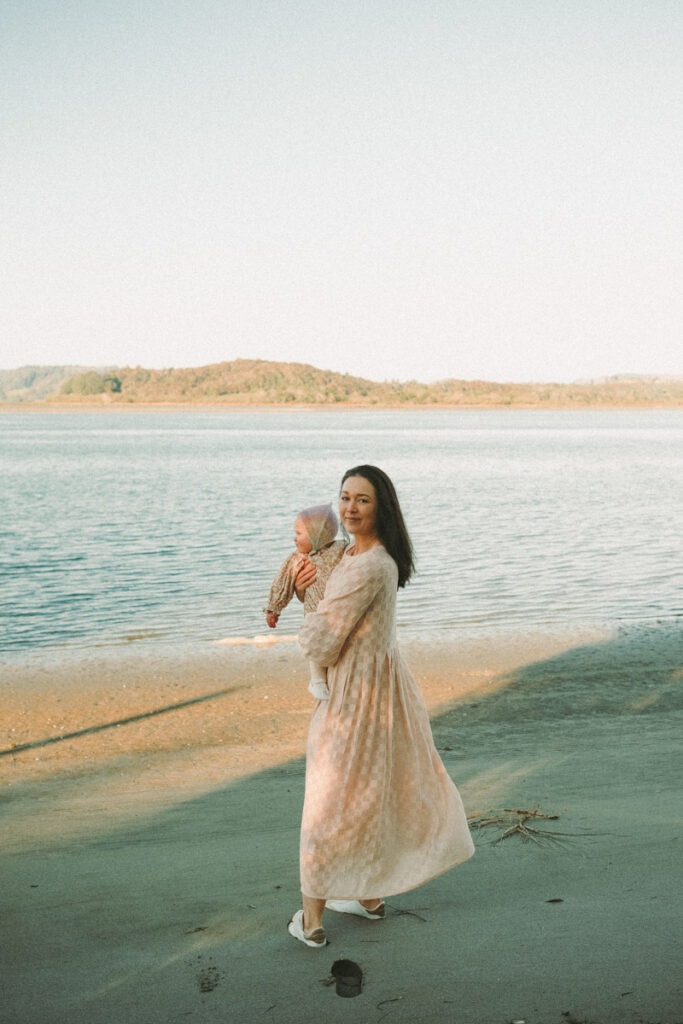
[1, 625, 681, 1023]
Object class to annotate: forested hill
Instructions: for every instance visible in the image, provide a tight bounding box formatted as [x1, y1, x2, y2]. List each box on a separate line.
[0, 365, 97, 402]
[1, 360, 682, 407]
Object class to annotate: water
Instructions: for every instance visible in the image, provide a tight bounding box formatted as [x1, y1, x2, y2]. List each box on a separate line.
[1, 408, 681, 661]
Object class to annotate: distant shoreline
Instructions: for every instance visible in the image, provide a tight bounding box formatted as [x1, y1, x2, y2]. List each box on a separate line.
[2, 400, 681, 413]
[2, 360, 681, 407]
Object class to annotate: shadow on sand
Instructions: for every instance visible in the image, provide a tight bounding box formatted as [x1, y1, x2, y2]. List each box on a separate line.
[2, 621, 682, 1024]
[0, 684, 248, 759]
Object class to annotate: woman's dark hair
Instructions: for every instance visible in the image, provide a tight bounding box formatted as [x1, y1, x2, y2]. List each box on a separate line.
[341, 465, 415, 588]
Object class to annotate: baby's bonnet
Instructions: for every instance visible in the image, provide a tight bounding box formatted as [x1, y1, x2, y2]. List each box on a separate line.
[299, 503, 338, 554]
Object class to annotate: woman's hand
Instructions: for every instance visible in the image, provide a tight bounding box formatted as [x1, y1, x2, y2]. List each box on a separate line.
[295, 558, 317, 601]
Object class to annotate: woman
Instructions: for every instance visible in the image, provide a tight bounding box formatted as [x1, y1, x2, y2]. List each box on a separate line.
[288, 465, 474, 948]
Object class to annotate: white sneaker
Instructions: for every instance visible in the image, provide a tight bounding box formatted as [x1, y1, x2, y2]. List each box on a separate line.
[308, 679, 330, 700]
[326, 899, 385, 920]
[287, 908, 327, 947]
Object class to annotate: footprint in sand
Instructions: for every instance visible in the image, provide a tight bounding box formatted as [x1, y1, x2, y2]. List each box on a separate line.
[196, 958, 219, 993]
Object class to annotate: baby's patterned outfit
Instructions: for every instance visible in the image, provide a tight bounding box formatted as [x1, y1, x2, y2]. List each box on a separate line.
[264, 540, 347, 619]
[264, 500, 346, 700]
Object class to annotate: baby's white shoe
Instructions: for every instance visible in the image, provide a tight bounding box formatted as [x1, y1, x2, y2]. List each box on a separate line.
[308, 679, 330, 700]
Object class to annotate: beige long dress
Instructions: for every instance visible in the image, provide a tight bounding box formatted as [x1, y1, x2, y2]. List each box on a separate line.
[297, 544, 474, 900]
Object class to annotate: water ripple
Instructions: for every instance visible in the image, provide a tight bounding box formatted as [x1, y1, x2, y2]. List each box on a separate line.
[1, 408, 682, 656]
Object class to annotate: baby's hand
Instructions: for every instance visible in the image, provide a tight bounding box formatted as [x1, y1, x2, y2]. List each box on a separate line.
[266, 611, 279, 629]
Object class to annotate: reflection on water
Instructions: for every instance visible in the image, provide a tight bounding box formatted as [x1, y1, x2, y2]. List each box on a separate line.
[1, 409, 681, 657]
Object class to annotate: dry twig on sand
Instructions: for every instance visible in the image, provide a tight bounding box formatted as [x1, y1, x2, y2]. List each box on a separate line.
[467, 806, 588, 847]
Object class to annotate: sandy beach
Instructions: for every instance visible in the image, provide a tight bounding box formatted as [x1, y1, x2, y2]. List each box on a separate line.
[1, 625, 681, 1024]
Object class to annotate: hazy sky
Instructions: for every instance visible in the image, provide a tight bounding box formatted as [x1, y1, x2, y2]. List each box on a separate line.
[2, 1, 681, 383]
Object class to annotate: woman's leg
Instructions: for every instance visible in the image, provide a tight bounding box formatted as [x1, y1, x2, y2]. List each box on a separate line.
[360, 899, 382, 910]
[302, 894, 326, 932]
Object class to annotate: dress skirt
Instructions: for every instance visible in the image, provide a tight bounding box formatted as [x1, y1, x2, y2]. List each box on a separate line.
[298, 546, 474, 899]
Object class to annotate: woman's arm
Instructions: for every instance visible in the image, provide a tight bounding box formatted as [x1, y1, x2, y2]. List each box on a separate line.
[294, 558, 317, 602]
[298, 556, 390, 666]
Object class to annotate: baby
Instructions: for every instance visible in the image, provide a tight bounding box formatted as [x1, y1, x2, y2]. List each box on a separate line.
[264, 503, 346, 700]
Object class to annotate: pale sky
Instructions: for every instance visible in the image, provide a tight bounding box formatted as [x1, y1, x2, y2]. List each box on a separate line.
[2, 1, 681, 383]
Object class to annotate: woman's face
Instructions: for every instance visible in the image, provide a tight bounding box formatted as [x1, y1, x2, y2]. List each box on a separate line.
[339, 476, 378, 538]
[294, 518, 313, 554]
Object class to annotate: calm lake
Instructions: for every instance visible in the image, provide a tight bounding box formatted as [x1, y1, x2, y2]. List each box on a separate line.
[1, 408, 681, 661]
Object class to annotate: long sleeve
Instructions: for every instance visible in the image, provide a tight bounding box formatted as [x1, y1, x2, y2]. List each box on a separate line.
[298, 551, 392, 666]
[264, 551, 306, 616]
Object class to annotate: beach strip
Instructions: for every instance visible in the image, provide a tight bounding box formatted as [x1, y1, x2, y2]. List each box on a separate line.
[1, 625, 681, 1023]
